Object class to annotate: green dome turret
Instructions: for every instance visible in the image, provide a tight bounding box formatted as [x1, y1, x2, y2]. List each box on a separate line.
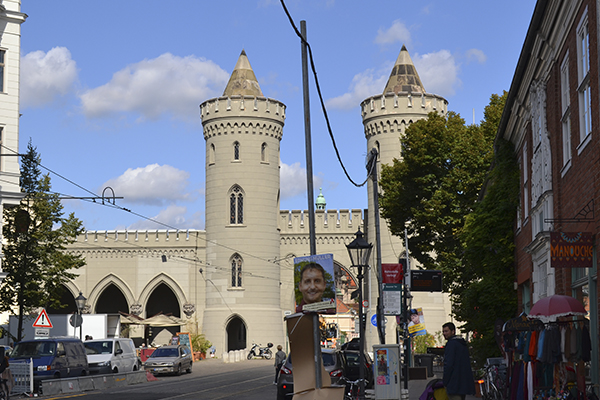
[316, 188, 326, 210]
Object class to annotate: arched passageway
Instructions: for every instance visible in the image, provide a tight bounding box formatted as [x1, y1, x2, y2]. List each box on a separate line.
[46, 286, 77, 314]
[95, 284, 129, 314]
[146, 283, 181, 346]
[226, 316, 247, 351]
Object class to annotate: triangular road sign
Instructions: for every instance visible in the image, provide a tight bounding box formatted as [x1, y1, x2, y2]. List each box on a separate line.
[32, 309, 53, 328]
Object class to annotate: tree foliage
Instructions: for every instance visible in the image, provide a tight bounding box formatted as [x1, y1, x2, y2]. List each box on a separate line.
[379, 93, 518, 362]
[456, 137, 520, 363]
[379, 107, 496, 283]
[1, 141, 85, 340]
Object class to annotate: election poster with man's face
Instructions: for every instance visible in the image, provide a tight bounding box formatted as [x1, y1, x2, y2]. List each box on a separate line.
[294, 254, 336, 314]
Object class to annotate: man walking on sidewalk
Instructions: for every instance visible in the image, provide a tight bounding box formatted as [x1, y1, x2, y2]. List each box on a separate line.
[442, 322, 475, 400]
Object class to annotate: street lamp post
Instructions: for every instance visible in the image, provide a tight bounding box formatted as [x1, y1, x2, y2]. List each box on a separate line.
[75, 292, 86, 340]
[346, 229, 372, 400]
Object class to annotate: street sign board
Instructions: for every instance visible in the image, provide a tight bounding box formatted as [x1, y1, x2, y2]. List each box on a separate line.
[382, 283, 402, 315]
[409, 270, 443, 292]
[32, 309, 53, 328]
[35, 328, 49, 338]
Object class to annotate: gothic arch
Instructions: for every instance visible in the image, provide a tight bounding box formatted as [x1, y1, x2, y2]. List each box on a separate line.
[88, 274, 136, 313]
[225, 314, 247, 351]
[138, 273, 187, 317]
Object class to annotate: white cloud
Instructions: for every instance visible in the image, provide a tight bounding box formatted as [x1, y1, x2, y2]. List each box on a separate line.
[80, 53, 229, 121]
[466, 48, 487, 64]
[102, 164, 193, 206]
[280, 162, 323, 199]
[20, 47, 78, 108]
[328, 49, 460, 109]
[374, 20, 411, 46]
[413, 50, 460, 97]
[127, 205, 204, 230]
[326, 69, 388, 110]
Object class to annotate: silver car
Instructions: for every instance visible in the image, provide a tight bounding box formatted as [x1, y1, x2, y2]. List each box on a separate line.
[143, 345, 193, 375]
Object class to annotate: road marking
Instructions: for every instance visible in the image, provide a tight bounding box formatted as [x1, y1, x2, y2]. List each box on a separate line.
[158, 375, 271, 399]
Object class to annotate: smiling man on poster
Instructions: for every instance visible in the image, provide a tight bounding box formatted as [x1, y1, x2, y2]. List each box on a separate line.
[294, 254, 336, 314]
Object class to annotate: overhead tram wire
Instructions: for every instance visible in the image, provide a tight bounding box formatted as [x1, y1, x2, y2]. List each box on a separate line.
[279, 0, 375, 188]
[2, 146, 298, 271]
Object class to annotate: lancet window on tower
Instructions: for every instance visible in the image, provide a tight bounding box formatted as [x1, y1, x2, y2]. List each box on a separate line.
[231, 254, 243, 287]
[233, 141, 240, 160]
[229, 185, 244, 224]
[261, 142, 268, 162]
[209, 143, 216, 165]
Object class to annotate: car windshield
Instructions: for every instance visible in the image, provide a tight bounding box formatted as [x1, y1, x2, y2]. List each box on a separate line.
[84, 341, 113, 355]
[12, 341, 56, 358]
[322, 353, 336, 367]
[150, 348, 179, 358]
[345, 353, 360, 366]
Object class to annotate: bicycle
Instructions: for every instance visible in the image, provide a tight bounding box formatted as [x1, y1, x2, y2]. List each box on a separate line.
[338, 377, 366, 400]
[477, 361, 506, 400]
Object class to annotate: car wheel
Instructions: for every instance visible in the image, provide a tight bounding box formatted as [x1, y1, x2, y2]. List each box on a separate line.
[176, 364, 182, 376]
[186, 362, 192, 374]
[113, 367, 119, 374]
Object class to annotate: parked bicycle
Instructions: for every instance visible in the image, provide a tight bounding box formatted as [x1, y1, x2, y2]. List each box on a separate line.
[477, 358, 506, 400]
[339, 376, 365, 400]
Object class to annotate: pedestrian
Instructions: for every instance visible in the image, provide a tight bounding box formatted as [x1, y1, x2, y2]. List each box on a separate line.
[273, 344, 286, 385]
[442, 322, 475, 400]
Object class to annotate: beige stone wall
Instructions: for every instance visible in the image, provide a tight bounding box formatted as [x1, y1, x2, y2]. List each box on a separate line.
[67, 230, 206, 334]
[201, 95, 286, 353]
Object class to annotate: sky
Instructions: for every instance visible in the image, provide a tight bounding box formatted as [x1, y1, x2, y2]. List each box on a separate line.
[17, 0, 538, 232]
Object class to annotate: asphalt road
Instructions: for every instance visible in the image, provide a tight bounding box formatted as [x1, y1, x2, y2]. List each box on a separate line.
[42, 358, 277, 400]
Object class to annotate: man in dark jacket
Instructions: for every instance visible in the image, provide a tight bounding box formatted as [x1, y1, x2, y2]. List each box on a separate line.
[442, 322, 475, 400]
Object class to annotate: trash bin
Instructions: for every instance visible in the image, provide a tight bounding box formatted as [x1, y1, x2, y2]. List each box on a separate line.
[414, 354, 434, 377]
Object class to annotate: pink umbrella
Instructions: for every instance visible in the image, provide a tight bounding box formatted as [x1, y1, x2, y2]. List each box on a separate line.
[528, 294, 587, 323]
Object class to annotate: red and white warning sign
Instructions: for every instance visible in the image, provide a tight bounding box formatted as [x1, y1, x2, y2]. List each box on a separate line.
[32, 308, 53, 328]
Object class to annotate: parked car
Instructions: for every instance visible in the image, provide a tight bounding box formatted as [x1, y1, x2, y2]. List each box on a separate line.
[9, 337, 88, 388]
[84, 338, 139, 374]
[277, 348, 344, 400]
[143, 345, 193, 375]
[340, 349, 374, 389]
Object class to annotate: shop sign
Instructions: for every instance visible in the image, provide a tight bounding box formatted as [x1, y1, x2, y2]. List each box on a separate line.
[550, 232, 593, 268]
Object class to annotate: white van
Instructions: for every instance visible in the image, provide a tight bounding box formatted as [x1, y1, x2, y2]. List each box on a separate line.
[84, 338, 139, 374]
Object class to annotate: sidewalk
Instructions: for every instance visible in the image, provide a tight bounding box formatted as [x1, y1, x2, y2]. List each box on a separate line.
[365, 373, 479, 400]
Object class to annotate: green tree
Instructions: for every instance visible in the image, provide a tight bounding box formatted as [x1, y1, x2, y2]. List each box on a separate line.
[1, 141, 85, 341]
[379, 106, 497, 283]
[379, 93, 516, 361]
[456, 137, 520, 364]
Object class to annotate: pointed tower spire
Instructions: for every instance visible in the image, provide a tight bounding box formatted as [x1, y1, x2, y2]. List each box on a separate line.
[383, 45, 425, 94]
[222, 49, 263, 97]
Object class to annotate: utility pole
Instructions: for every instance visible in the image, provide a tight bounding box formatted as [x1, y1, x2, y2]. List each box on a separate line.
[300, 20, 322, 390]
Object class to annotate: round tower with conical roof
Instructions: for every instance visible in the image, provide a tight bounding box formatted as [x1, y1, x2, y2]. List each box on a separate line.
[360, 46, 451, 345]
[200, 50, 286, 354]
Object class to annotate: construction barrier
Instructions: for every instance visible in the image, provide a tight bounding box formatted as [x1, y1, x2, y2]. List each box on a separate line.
[41, 370, 148, 395]
[9, 360, 33, 396]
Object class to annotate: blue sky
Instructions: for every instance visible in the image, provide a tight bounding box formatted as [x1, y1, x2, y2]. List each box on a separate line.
[18, 0, 537, 231]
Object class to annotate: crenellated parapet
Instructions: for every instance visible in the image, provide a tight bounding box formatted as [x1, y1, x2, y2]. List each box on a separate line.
[361, 92, 448, 139]
[279, 209, 364, 234]
[68, 230, 205, 259]
[200, 95, 286, 141]
[71, 229, 205, 246]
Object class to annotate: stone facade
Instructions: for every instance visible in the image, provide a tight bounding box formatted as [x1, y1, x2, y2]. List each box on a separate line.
[0, 1, 26, 273]
[59, 47, 454, 354]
